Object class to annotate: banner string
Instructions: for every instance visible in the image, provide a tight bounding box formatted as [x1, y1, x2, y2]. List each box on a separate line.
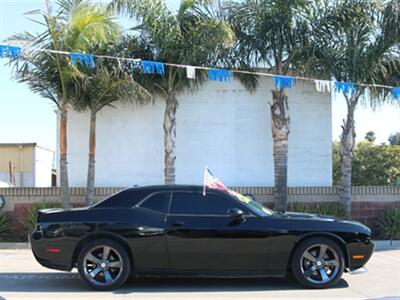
[1, 42, 398, 91]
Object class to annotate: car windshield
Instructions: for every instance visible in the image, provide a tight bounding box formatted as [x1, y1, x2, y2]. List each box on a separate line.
[229, 191, 274, 216]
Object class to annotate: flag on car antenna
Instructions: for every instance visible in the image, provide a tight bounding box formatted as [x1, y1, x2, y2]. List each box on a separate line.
[203, 167, 228, 195]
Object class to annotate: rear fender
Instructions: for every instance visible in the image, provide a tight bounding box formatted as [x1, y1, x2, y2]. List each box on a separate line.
[71, 232, 135, 272]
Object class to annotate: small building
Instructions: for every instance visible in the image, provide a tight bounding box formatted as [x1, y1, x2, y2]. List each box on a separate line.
[63, 77, 332, 187]
[0, 143, 54, 187]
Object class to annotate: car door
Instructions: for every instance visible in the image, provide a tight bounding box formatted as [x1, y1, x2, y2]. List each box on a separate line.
[127, 191, 171, 271]
[166, 191, 270, 272]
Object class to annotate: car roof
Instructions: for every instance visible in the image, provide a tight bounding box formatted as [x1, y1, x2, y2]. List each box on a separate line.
[94, 185, 237, 209]
[126, 185, 209, 193]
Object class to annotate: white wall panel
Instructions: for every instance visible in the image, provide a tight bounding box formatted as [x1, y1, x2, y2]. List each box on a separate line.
[66, 77, 332, 187]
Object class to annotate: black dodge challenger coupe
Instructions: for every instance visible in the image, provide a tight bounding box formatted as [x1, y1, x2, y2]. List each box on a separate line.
[30, 185, 374, 290]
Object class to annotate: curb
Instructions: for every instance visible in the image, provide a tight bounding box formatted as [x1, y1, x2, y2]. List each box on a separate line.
[1, 240, 400, 250]
[373, 240, 400, 250]
[0, 243, 30, 249]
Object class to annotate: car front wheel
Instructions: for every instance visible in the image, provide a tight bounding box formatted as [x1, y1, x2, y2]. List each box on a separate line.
[292, 237, 345, 288]
[77, 239, 131, 290]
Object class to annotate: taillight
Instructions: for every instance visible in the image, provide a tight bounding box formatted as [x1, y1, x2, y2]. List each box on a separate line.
[46, 248, 61, 253]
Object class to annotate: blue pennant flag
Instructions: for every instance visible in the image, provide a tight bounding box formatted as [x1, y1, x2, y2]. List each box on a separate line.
[0, 44, 21, 59]
[0, 45, 6, 57]
[392, 87, 400, 100]
[208, 69, 232, 82]
[141, 60, 165, 75]
[273, 75, 295, 89]
[82, 54, 95, 68]
[69, 52, 95, 68]
[334, 82, 356, 95]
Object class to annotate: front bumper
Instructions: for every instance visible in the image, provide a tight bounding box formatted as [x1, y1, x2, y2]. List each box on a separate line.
[347, 267, 368, 274]
[346, 240, 375, 269]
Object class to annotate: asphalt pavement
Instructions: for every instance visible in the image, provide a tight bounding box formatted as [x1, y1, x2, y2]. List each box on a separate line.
[0, 247, 399, 300]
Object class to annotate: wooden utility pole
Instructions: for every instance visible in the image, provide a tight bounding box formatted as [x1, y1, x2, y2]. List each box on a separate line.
[8, 161, 15, 186]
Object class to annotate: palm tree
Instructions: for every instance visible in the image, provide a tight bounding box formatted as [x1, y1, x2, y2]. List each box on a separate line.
[226, 0, 315, 211]
[8, 0, 119, 208]
[309, 0, 400, 216]
[112, 0, 234, 184]
[72, 63, 152, 206]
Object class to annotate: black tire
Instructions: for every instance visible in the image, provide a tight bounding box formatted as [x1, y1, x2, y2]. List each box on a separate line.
[77, 239, 131, 291]
[291, 237, 345, 289]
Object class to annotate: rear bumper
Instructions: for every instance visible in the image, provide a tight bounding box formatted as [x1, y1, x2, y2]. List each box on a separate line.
[29, 230, 74, 272]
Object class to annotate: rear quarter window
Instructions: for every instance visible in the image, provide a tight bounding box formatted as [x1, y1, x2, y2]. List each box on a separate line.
[94, 189, 152, 208]
[139, 192, 171, 214]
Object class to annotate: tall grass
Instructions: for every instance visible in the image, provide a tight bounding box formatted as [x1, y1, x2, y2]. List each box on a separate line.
[379, 207, 400, 243]
[20, 202, 62, 234]
[287, 202, 347, 219]
[0, 212, 8, 241]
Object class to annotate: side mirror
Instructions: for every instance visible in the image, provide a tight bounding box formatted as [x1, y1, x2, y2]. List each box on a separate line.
[228, 208, 244, 219]
[244, 193, 256, 202]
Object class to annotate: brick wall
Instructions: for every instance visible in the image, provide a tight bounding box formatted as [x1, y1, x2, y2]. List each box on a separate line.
[0, 186, 399, 240]
[351, 201, 400, 232]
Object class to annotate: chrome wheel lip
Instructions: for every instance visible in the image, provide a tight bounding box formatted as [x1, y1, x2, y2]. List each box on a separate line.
[300, 243, 340, 285]
[82, 245, 124, 286]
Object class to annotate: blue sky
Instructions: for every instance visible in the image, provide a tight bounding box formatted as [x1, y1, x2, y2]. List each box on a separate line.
[0, 0, 399, 151]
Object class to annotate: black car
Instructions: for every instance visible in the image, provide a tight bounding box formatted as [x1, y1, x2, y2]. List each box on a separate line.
[30, 185, 374, 290]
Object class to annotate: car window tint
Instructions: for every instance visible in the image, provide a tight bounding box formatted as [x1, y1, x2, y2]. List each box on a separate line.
[139, 192, 170, 214]
[170, 192, 234, 215]
[94, 189, 152, 208]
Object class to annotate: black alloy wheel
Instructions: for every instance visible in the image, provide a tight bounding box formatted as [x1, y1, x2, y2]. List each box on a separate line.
[292, 237, 345, 288]
[77, 239, 131, 290]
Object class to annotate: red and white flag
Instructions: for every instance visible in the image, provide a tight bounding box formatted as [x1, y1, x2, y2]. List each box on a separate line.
[203, 167, 228, 195]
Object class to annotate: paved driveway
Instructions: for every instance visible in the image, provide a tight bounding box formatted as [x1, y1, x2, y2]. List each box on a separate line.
[0, 248, 399, 300]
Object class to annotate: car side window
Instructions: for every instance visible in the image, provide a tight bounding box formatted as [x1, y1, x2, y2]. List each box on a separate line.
[95, 188, 152, 208]
[169, 192, 235, 215]
[139, 192, 170, 214]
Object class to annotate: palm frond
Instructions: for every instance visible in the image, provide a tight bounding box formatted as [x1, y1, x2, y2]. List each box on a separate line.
[8, 0, 122, 109]
[111, 0, 235, 98]
[308, 0, 400, 108]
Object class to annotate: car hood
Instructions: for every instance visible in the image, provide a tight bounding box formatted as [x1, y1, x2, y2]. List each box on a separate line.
[283, 211, 338, 220]
[280, 211, 371, 235]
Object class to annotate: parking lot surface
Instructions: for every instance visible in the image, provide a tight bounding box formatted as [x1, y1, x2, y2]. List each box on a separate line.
[0, 248, 399, 300]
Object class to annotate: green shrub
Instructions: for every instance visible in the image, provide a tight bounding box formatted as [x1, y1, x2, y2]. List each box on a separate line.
[20, 202, 62, 234]
[379, 207, 400, 241]
[0, 212, 9, 241]
[333, 141, 400, 186]
[288, 202, 347, 219]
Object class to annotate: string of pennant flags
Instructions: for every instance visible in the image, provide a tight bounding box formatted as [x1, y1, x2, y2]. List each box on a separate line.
[1, 43, 400, 100]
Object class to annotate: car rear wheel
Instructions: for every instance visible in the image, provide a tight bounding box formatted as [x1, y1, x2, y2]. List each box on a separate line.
[77, 239, 131, 290]
[292, 237, 345, 289]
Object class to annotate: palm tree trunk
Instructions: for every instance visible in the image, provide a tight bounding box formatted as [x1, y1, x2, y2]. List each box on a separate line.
[59, 104, 70, 209]
[85, 111, 96, 206]
[339, 95, 357, 217]
[163, 93, 177, 184]
[270, 90, 290, 212]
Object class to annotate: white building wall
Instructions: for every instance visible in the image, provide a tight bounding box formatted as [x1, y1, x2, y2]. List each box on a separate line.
[66, 77, 332, 187]
[0, 172, 34, 187]
[34, 146, 54, 187]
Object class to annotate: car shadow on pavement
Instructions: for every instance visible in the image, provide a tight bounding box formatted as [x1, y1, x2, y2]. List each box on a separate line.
[0, 272, 349, 293]
[126, 277, 349, 293]
[0, 272, 92, 293]
[366, 298, 400, 300]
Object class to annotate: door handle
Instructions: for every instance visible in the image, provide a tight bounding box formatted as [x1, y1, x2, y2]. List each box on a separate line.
[172, 221, 184, 227]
